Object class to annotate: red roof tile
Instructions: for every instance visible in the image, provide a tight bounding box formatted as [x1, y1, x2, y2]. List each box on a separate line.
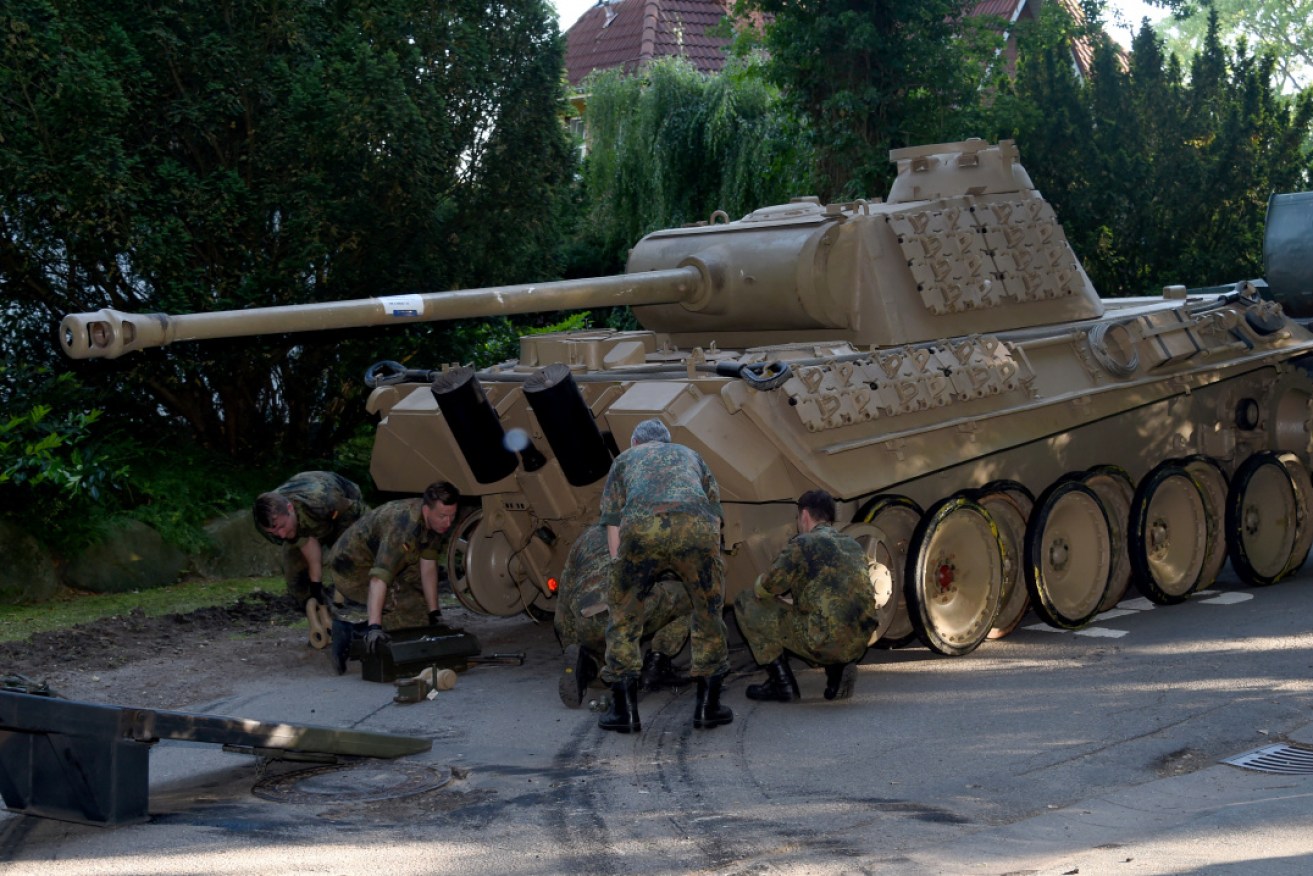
[565, 0, 733, 87]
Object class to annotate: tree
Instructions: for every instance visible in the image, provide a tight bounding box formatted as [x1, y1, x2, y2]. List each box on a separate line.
[0, 0, 576, 460]
[575, 55, 813, 273]
[734, 0, 1005, 201]
[1154, 0, 1313, 93]
[991, 5, 1313, 296]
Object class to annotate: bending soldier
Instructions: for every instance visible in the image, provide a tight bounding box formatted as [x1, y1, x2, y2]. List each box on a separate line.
[734, 489, 879, 702]
[555, 523, 691, 708]
[254, 470, 367, 607]
[323, 481, 461, 675]
[598, 418, 732, 733]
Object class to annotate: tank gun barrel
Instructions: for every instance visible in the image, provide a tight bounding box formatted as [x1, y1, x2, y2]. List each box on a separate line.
[59, 267, 703, 359]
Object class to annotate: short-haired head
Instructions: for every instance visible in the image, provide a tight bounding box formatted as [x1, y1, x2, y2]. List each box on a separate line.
[796, 489, 836, 525]
[253, 492, 289, 530]
[631, 419, 671, 445]
[422, 481, 461, 508]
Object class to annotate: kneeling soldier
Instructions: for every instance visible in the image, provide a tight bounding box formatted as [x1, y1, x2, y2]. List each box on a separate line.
[555, 523, 691, 708]
[734, 489, 879, 702]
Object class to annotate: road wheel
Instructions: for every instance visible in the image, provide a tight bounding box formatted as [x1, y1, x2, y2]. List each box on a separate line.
[857, 495, 924, 649]
[1129, 461, 1209, 604]
[1227, 451, 1300, 586]
[905, 492, 1004, 656]
[977, 487, 1032, 640]
[1180, 455, 1230, 592]
[841, 521, 898, 646]
[1077, 466, 1135, 612]
[1277, 451, 1313, 576]
[1025, 479, 1112, 629]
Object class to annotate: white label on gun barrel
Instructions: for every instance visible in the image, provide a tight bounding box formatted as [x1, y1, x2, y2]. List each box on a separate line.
[379, 294, 424, 318]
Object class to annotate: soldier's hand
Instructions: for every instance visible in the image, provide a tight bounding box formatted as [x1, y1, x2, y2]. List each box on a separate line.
[308, 580, 326, 605]
[428, 608, 443, 626]
[364, 624, 391, 655]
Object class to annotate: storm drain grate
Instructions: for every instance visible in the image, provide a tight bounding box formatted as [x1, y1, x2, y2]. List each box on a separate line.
[1222, 744, 1313, 775]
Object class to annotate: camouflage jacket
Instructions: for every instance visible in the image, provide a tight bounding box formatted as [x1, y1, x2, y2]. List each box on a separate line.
[598, 441, 722, 526]
[559, 525, 611, 612]
[260, 470, 366, 547]
[328, 498, 448, 586]
[756, 524, 878, 639]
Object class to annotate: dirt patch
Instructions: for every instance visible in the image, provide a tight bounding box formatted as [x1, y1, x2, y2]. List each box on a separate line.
[0, 592, 320, 709]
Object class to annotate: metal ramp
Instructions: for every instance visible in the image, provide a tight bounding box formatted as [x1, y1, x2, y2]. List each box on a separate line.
[0, 689, 432, 827]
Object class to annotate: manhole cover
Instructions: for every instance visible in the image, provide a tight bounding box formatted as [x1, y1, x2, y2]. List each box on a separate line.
[253, 761, 453, 804]
[1222, 744, 1313, 775]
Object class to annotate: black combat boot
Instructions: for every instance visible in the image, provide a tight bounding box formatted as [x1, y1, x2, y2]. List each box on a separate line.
[745, 655, 800, 702]
[598, 679, 641, 733]
[823, 662, 858, 700]
[638, 650, 689, 693]
[559, 643, 599, 708]
[693, 672, 734, 729]
[328, 619, 356, 676]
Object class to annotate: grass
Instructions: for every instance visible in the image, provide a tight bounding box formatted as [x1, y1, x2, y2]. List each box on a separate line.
[0, 577, 284, 644]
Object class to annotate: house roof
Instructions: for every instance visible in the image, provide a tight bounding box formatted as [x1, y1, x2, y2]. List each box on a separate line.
[564, 0, 1108, 89]
[564, 0, 734, 88]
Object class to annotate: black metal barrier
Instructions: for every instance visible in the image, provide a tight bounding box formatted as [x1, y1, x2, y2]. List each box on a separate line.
[0, 691, 431, 827]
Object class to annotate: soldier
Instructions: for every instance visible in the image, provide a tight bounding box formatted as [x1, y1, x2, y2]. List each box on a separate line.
[734, 489, 879, 703]
[597, 418, 732, 733]
[254, 471, 368, 643]
[555, 523, 692, 708]
[323, 481, 460, 675]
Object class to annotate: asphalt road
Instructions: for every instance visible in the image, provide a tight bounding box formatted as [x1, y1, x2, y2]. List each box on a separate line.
[5, 559, 1313, 875]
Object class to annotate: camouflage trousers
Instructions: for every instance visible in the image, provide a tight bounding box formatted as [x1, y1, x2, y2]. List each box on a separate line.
[555, 580, 691, 660]
[604, 513, 727, 682]
[331, 563, 429, 630]
[733, 587, 870, 667]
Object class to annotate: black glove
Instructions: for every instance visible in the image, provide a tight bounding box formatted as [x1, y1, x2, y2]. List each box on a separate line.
[308, 580, 326, 605]
[428, 608, 443, 626]
[364, 624, 391, 655]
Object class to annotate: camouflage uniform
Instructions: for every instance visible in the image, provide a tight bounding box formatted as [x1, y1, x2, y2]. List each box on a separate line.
[733, 523, 878, 666]
[555, 524, 691, 657]
[325, 498, 448, 629]
[259, 471, 367, 602]
[599, 441, 727, 682]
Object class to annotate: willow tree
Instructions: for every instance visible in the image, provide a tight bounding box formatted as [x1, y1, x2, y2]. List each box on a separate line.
[575, 55, 814, 273]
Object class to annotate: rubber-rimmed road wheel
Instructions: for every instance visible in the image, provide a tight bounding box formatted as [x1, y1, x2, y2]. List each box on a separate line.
[857, 494, 924, 649]
[1277, 451, 1313, 576]
[905, 492, 1004, 657]
[978, 488, 1032, 640]
[1180, 455, 1229, 592]
[1025, 479, 1112, 629]
[1227, 451, 1300, 587]
[1081, 466, 1135, 612]
[1129, 461, 1209, 604]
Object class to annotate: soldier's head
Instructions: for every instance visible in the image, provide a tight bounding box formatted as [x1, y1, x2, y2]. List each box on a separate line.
[254, 492, 298, 540]
[796, 489, 836, 533]
[422, 481, 461, 534]
[630, 418, 671, 447]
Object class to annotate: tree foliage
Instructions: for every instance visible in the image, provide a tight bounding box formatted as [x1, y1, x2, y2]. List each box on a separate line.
[733, 0, 1006, 201]
[574, 55, 813, 273]
[1154, 0, 1313, 93]
[989, 5, 1313, 295]
[0, 0, 576, 461]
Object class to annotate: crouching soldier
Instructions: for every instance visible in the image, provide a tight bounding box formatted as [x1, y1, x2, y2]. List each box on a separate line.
[555, 523, 691, 708]
[323, 481, 460, 675]
[734, 489, 879, 702]
[254, 470, 367, 646]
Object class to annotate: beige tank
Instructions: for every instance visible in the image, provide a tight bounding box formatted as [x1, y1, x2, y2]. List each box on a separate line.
[60, 139, 1313, 656]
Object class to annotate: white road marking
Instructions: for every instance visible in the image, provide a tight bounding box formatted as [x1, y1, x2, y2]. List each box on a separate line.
[1198, 591, 1254, 605]
[1074, 626, 1129, 638]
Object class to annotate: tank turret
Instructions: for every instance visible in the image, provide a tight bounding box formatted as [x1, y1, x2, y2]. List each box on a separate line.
[60, 139, 1313, 658]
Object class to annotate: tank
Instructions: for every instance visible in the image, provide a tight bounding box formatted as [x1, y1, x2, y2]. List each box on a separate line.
[59, 138, 1313, 657]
